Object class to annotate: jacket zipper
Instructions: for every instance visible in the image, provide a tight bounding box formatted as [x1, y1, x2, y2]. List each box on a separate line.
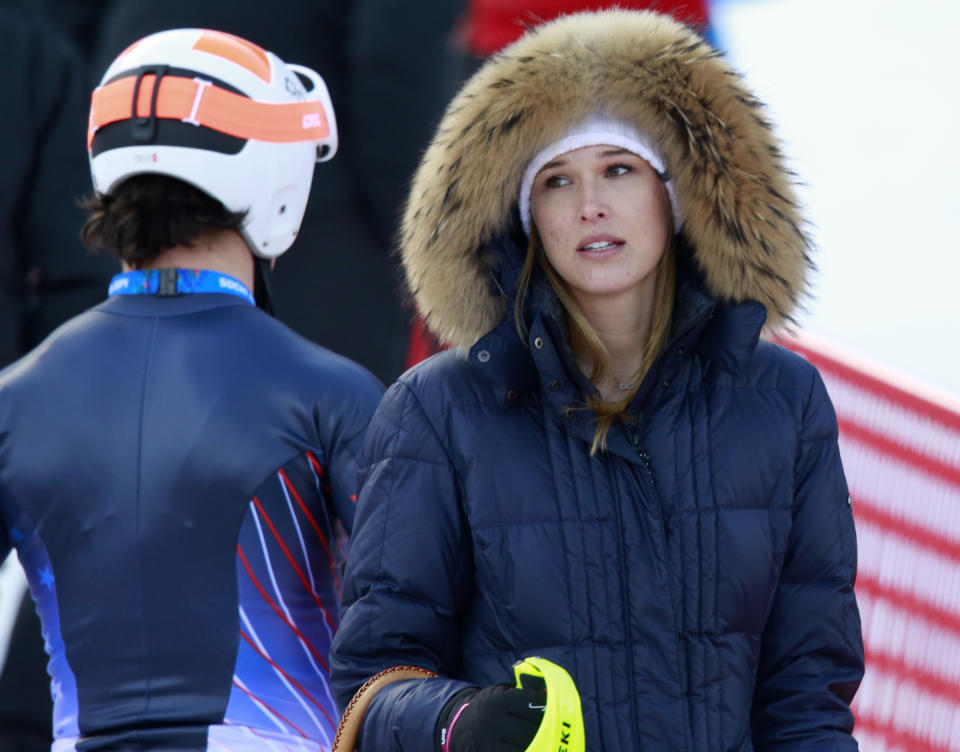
[610, 452, 643, 750]
[622, 424, 691, 751]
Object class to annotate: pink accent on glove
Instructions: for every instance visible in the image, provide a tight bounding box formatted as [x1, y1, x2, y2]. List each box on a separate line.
[443, 702, 471, 752]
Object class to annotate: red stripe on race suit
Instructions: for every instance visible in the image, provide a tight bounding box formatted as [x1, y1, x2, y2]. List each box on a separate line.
[251, 496, 337, 633]
[236, 545, 329, 671]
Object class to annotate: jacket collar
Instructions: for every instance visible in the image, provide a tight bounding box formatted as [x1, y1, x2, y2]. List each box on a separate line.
[671, 264, 767, 377]
[469, 252, 767, 414]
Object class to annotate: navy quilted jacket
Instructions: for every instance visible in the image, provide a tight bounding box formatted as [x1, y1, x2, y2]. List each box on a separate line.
[330, 268, 863, 751]
[330, 11, 864, 750]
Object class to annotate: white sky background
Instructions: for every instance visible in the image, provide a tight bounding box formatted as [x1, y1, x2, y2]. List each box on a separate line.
[711, 0, 960, 396]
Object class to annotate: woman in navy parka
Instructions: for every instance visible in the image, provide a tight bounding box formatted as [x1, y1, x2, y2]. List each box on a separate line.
[330, 10, 864, 751]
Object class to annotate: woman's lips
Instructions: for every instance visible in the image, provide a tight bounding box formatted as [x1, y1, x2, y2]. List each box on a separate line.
[578, 235, 625, 257]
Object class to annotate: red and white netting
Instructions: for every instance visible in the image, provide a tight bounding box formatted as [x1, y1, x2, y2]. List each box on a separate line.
[780, 333, 960, 752]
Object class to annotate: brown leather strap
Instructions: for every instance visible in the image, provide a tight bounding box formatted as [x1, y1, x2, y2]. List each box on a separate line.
[332, 665, 438, 752]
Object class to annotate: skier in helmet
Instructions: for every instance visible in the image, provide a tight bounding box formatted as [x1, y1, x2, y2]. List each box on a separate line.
[0, 28, 382, 752]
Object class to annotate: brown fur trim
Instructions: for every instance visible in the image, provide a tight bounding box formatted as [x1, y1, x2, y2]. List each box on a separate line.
[401, 10, 810, 347]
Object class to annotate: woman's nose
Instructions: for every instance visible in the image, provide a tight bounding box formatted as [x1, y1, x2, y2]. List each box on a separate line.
[579, 185, 608, 221]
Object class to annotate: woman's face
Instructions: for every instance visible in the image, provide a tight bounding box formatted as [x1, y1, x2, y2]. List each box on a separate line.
[529, 144, 671, 304]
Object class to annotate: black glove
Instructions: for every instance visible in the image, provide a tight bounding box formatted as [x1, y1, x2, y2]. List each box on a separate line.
[435, 681, 547, 752]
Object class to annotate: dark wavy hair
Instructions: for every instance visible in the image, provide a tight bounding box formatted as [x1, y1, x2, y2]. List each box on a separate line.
[81, 174, 248, 267]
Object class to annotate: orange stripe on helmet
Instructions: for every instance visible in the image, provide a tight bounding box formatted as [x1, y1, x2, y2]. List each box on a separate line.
[192, 30, 272, 83]
[87, 74, 330, 149]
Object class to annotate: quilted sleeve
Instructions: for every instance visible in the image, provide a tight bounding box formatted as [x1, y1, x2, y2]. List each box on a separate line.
[751, 367, 865, 750]
[329, 380, 475, 751]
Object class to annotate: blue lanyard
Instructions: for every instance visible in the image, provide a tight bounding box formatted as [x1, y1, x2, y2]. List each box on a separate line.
[108, 269, 255, 306]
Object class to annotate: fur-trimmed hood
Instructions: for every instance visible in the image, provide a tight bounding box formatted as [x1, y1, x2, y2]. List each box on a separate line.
[401, 10, 810, 347]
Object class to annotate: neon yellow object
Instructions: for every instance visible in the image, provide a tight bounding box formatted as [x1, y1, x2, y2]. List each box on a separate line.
[513, 657, 585, 752]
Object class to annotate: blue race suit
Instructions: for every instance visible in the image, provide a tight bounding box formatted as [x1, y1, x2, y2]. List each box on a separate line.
[0, 270, 383, 751]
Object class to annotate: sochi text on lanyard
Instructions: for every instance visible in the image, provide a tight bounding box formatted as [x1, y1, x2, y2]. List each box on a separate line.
[108, 268, 255, 306]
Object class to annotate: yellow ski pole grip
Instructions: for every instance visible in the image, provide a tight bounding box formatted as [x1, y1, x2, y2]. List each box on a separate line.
[513, 657, 585, 752]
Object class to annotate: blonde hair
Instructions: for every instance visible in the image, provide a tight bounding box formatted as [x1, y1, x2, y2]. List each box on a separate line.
[514, 225, 675, 455]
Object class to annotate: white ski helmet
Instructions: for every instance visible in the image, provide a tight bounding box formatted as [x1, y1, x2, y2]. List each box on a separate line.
[88, 28, 337, 259]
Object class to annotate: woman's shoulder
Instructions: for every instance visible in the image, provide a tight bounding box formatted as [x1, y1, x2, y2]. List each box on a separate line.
[400, 347, 473, 381]
[386, 347, 497, 416]
[738, 338, 823, 396]
[397, 347, 471, 392]
[733, 340, 839, 435]
[368, 348, 512, 460]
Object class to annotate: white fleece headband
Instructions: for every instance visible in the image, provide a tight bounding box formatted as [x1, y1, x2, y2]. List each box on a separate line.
[519, 114, 682, 235]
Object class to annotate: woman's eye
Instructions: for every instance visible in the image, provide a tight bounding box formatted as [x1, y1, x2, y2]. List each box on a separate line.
[544, 175, 570, 188]
[607, 164, 631, 177]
